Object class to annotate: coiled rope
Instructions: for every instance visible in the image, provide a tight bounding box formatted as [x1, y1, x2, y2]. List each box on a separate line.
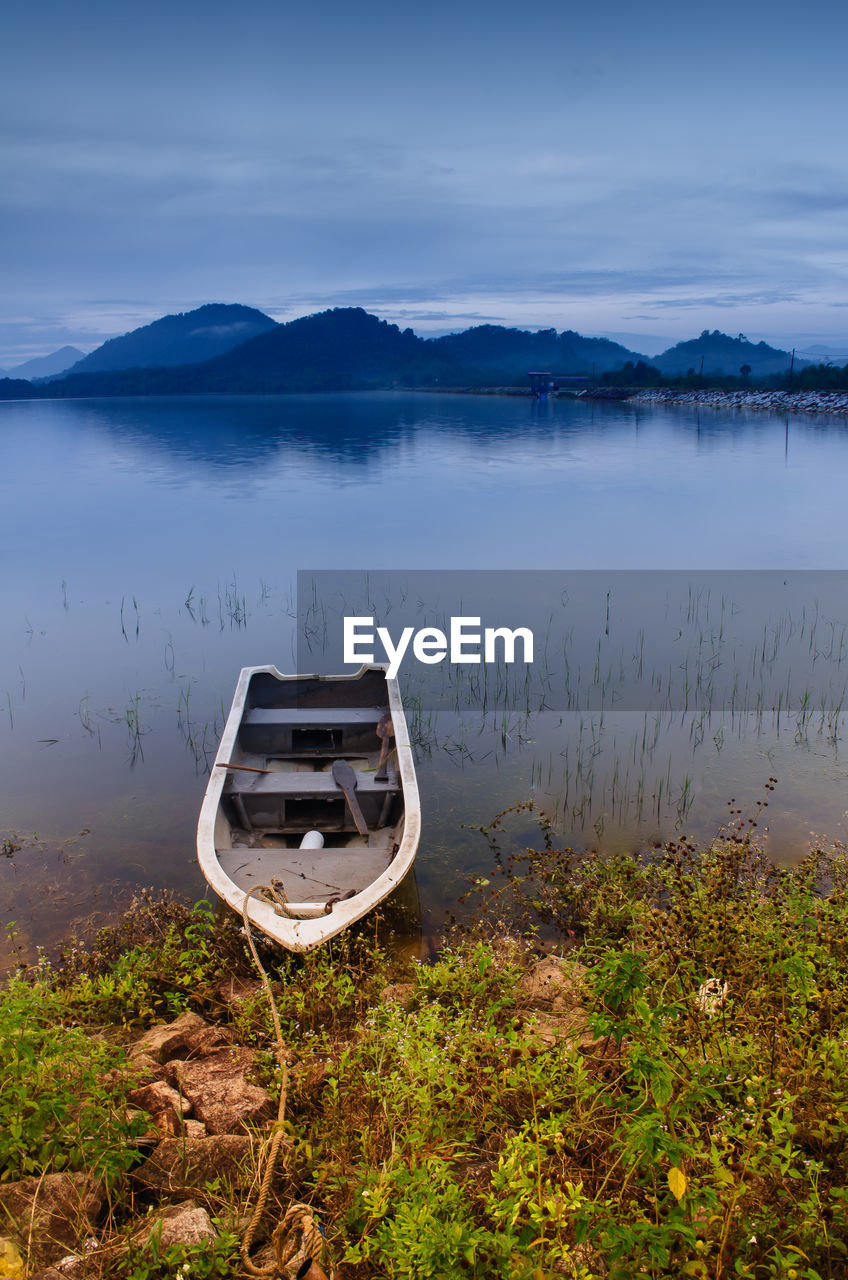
[239, 884, 336, 1280]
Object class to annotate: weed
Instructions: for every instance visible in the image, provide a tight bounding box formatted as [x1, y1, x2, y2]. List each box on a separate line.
[0, 974, 144, 1185]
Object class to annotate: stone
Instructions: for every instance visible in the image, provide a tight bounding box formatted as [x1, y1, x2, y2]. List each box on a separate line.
[131, 1011, 230, 1064]
[126, 1079, 191, 1127]
[166, 1048, 274, 1135]
[379, 982, 416, 1008]
[123, 1049, 164, 1083]
[136, 1200, 217, 1249]
[516, 957, 587, 1011]
[132, 1136, 254, 1193]
[0, 1174, 104, 1271]
[517, 1010, 601, 1056]
[32, 1259, 82, 1279]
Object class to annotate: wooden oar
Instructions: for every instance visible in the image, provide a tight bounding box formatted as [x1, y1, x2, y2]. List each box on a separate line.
[375, 712, 394, 782]
[216, 762, 270, 774]
[331, 760, 370, 842]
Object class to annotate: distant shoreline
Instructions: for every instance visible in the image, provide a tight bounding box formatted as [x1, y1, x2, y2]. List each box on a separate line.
[627, 387, 848, 415]
[4, 385, 848, 415]
[410, 386, 848, 415]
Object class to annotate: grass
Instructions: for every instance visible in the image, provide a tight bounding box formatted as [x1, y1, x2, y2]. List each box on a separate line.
[5, 812, 848, 1276]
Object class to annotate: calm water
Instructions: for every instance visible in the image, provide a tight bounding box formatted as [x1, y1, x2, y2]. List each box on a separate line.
[3, 391, 848, 965]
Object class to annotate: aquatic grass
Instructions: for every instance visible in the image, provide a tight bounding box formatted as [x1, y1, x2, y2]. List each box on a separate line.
[123, 691, 148, 765]
[119, 594, 141, 641]
[217, 577, 247, 629]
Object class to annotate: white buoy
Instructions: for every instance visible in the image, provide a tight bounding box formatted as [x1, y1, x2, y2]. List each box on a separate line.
[299, 830, 325, 849]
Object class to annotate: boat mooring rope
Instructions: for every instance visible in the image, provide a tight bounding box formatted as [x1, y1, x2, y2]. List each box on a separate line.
[239, 885, 337, 1280]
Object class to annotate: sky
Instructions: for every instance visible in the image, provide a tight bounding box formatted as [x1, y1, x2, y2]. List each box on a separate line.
[2, 0, 848, 366]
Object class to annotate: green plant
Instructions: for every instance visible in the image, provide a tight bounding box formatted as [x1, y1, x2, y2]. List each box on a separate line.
[121, 1226, 241, 1279]
[0, 974, 143, 1185]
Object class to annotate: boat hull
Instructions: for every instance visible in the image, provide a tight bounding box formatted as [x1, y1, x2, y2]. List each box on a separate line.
[197, 664, 420, 952]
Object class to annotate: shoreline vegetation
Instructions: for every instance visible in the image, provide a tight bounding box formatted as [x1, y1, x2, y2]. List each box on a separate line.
[4, 802, 848, 1278]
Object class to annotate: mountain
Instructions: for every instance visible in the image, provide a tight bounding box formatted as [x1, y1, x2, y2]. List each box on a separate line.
[197, 307, 427, 390]
[64, 303, 277, 375]
[5, 346, 85, 380]
[797, 344, 848, 362]
[654, 330, 801, 378]
[37, 307, 646, 399]
[428, 325, 645, 380]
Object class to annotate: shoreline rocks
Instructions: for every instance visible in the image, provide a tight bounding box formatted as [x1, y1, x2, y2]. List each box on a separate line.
[629, 388, 848, 415]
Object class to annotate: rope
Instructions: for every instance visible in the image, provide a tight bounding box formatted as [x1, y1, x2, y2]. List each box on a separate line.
[239, 885, 336, 1280]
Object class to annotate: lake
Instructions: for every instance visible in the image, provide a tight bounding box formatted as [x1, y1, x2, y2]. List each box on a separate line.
[2, 391, 848, 965]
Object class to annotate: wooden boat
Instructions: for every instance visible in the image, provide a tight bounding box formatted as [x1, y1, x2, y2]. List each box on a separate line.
[197, 663, 420, 952]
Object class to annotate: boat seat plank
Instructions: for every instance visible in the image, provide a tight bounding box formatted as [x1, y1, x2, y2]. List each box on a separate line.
[216, 845, 394, 902]
[243, 707, 386, 727]
[224, 771, 398, 798]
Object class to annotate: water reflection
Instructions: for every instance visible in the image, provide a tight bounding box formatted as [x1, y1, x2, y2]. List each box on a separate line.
[3, 392, 848, 965]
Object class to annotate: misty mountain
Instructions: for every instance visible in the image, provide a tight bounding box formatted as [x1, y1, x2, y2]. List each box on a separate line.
[797, 344, 848, 361]
[64, 303, 277, 375]
[5, 346, 85, 380]
[428, 325, 645, 380]
[198, 307, 427, 390]
[34, 307, 646, 398]
[654, 331, 801, 378]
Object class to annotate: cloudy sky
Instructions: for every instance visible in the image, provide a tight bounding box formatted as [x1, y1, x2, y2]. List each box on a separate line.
[2, 0, 848, 365]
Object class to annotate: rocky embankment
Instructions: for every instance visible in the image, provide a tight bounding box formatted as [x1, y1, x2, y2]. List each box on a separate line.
[0, 955, 592, 1279]
[630, 388, 848, 415]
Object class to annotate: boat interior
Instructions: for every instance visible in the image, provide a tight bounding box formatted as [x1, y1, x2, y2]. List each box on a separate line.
[214, 670, 406, 905]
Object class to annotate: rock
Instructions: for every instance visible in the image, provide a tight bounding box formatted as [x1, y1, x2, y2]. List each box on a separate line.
[31, 1237, 103, 1278]
[516, 957, 587, 1011]
[379, 982, 416, 1008]
[126, 1079, 191, 1126]
[131, 1011, 230, 1064]
[166, 1048, 274, 1134]
[145, 1111, 188, 1138]
[128, 1107, 207, 1142]
[631, 389, 848, 418]
[517, 1010, 601, 1056]
[32, 1259, 82, 1279]
[124, 1049, 164, 1082]
[0, 1174, 104, 1270]
[136, 1200, 217, 1249]
[132, 1135, 254, 1192]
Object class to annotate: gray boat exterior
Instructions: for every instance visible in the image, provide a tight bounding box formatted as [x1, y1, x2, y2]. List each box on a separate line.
[197, 664, 420, 952]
